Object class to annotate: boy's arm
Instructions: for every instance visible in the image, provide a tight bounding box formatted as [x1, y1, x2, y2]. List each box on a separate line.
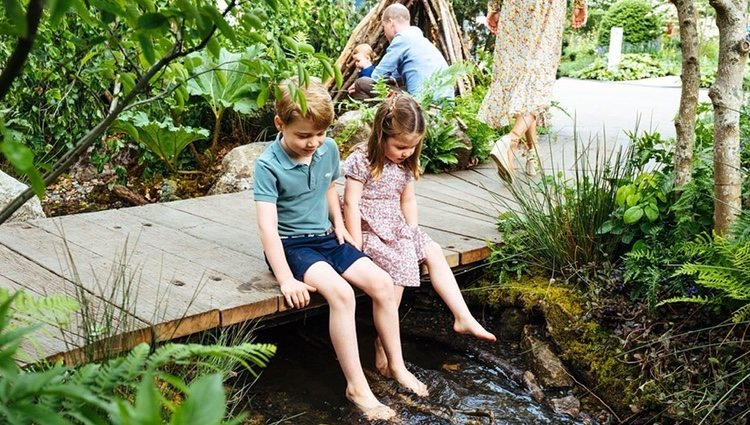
[256, 201, 316, 309]
[343, 178, 365, 249]
[400, 181, 418, 226]
[327, 182, 355, 246]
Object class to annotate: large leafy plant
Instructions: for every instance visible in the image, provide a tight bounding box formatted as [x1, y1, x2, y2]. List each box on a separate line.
[0, 291, 276, 425]
[114, 112, 209, 173]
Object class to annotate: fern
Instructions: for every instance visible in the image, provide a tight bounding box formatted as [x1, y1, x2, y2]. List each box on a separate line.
[673, 236, 750, 322]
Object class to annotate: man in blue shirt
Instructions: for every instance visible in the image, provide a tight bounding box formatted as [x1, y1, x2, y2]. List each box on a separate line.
[350, 3, 453, 100]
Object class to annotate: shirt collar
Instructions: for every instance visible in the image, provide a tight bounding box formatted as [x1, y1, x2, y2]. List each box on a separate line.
[271, 132, 328, 170]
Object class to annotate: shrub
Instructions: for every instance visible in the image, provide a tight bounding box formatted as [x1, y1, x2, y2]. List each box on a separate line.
[598, 0, 662, 47]
[572, 53, 674, 81]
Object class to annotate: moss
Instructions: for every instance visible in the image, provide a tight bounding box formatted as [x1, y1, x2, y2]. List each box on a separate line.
[473, 275, 639, 416]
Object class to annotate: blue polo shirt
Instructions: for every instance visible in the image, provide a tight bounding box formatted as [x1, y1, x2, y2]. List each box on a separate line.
[253, 134, 340, 237]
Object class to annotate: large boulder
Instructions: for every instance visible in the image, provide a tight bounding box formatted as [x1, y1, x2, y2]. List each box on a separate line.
[330, 110, 371, 151]
[208, 142, 270, 195]
[0, 170, 45, 222]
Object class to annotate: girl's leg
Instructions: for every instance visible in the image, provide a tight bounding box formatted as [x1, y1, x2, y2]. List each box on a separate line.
[343, 258, 429, 397]
[374, 285, 405, 377]
[304, 262, 395, 420]
[423, 242, 496, 341]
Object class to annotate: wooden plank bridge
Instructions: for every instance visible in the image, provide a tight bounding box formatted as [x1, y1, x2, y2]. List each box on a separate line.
[0, 164, 507, 363]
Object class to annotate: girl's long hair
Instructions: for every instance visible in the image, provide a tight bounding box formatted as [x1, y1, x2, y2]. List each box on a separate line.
[367, 94, 425, 180]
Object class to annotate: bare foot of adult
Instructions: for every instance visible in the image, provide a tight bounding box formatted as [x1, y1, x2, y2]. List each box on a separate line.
[390, 367, 429, 397]
[374, 337, 391, 378]
[454, 317, 497, 342]
[346, 389, 396, 421]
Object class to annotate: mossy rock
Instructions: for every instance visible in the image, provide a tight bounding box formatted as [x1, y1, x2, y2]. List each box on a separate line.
[474, 275, 639, 416]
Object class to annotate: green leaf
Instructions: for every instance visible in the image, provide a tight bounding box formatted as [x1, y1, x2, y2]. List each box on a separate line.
[625, 193, 640, 207]
[206, 36, 221, 59]
[133, 372, 161, 423]
[137, 34, 156, 64]
[138, 13, 168, 30]
[170, 374, 226, 425]
[0, 139, 34, 170]
[282, 35, 299, 53]
[256, 85, 269, 108]
[201, 5, 236, 45]
[49, 0, 74, 26]
[134, 0, 156, 13]
[644, 204, 659, 222]
[3, 0, 26, 36]
[615, 185, 630, 206]
[623, 206, 644, 224]
[241, 12, 263, 30]
[298, 42, 315, 55]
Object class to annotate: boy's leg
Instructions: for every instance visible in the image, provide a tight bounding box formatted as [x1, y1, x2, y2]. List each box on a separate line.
[423, 242, 496, 342]
[343, 258, 429, 397]
[304, 261, 395, 420]
[374, 285, 405, 377]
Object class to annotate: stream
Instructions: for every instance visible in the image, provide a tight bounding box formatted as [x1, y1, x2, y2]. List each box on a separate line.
[240, 287, 584, 424]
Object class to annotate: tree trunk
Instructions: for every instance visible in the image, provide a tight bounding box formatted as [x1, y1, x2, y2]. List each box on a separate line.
[671, 0, 700, 189]
[709, 0, 748, 235]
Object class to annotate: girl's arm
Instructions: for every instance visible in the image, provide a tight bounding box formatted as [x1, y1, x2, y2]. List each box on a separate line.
[256, 201, 316, 309]
[401, 181, 418, 226]
[343, 178, 365, 249]
[327, 182, 354, 245]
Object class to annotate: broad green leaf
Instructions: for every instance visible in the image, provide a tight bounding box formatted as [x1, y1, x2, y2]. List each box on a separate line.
[0, 139, 33, 170]
[256, 85, 269, 108]
[170, 374, 226, 425]
[206, 36, 221, 59]
[615, 185, 630, 206]
[298, 42, 315, 55]
[49, 0, 74, 26]
[282, 35, 299, 53]
[133, 372, 161, 423]
[625, 193, 640, 207]
[644, 204, 659, 222]
[623, 206, 644, 224]
[333, 64, 343, 88]
[134, 0, 155, 13]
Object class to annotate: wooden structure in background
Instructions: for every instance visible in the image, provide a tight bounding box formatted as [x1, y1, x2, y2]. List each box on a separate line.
[332, 0, 473, 101]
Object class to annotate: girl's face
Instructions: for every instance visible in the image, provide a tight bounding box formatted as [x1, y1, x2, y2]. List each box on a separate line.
[384, 132, 422, 164]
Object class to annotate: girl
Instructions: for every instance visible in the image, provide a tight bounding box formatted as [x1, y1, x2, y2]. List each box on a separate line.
[343, 94, 496, 376]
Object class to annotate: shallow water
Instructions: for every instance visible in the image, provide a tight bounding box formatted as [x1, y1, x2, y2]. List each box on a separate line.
[242, 290, 582, 424]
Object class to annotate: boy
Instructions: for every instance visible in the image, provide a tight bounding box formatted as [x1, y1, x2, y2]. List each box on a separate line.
[352, 43, 375, 78]
[253, 78, 427, 420]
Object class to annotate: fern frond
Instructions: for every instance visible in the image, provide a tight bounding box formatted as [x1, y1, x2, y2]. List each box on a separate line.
[656, 296, 711, 307]
[93, 343, 150, 392]
[146, 342, 276, 374]
[730, 303, 750, 323]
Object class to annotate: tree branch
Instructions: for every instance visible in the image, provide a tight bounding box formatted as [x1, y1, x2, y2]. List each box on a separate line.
[0, 0, 238, 224]
[0, 0, 44, 103]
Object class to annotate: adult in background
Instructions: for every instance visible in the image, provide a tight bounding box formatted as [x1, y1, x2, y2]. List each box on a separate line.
[480, 0, 587, 182]
[350, 3, 453, 100]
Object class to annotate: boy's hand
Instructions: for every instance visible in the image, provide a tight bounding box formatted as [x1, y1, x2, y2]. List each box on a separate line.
[334, 225, 355, 245]
[279, 278, 317, 309]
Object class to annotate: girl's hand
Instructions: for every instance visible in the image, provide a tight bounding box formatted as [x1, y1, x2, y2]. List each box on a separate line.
[486, 11, 499, 35]
[279, 278, 317, 309]
[572, 6, 587, 29]
[334, 225, 356, 246]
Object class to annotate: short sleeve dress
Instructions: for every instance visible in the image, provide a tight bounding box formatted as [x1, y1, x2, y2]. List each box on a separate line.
[343, 147, 433, 287]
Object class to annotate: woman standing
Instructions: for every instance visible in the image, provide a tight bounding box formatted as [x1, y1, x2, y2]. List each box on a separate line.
[479, 0, 587, 182]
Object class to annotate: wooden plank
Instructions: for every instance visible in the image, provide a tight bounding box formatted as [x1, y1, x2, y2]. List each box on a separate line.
[0, 245, 153, 364]
[23, 217, 220, 341]
[88, 205, 283, 327]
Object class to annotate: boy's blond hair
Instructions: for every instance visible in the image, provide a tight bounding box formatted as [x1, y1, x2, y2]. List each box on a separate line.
[353, 43, 374, 61]
[275, 77, 334, 129]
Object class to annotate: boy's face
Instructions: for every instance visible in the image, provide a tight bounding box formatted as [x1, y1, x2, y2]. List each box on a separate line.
[352, 52, 371, 69]
[384, 132, 422, 164]
[274, 115, 327, 160]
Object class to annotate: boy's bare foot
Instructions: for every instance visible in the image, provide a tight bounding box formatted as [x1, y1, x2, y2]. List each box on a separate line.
[346, 389, 396, 421]
[390, 367, 429, 397]
[454, 317, 497, 342]
[374, 337, 391, 377]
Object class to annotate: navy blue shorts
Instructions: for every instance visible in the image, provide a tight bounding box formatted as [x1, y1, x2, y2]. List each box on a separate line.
[270, 233, 367, 281]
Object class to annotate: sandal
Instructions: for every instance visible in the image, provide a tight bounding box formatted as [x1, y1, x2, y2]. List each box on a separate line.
[490, 135, 514, 183]
[525, 147, 541, 177]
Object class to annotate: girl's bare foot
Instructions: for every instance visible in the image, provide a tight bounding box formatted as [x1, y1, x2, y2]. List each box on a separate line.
[454, 317, 497, 342]
[346, 388, 396, 421]
[390, 367, 429, 397]
[374, 337, 391, 378]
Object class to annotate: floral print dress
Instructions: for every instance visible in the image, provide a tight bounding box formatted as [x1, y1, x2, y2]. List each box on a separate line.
[343, 148, 432, 287]
[477, 0, 574, 127]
